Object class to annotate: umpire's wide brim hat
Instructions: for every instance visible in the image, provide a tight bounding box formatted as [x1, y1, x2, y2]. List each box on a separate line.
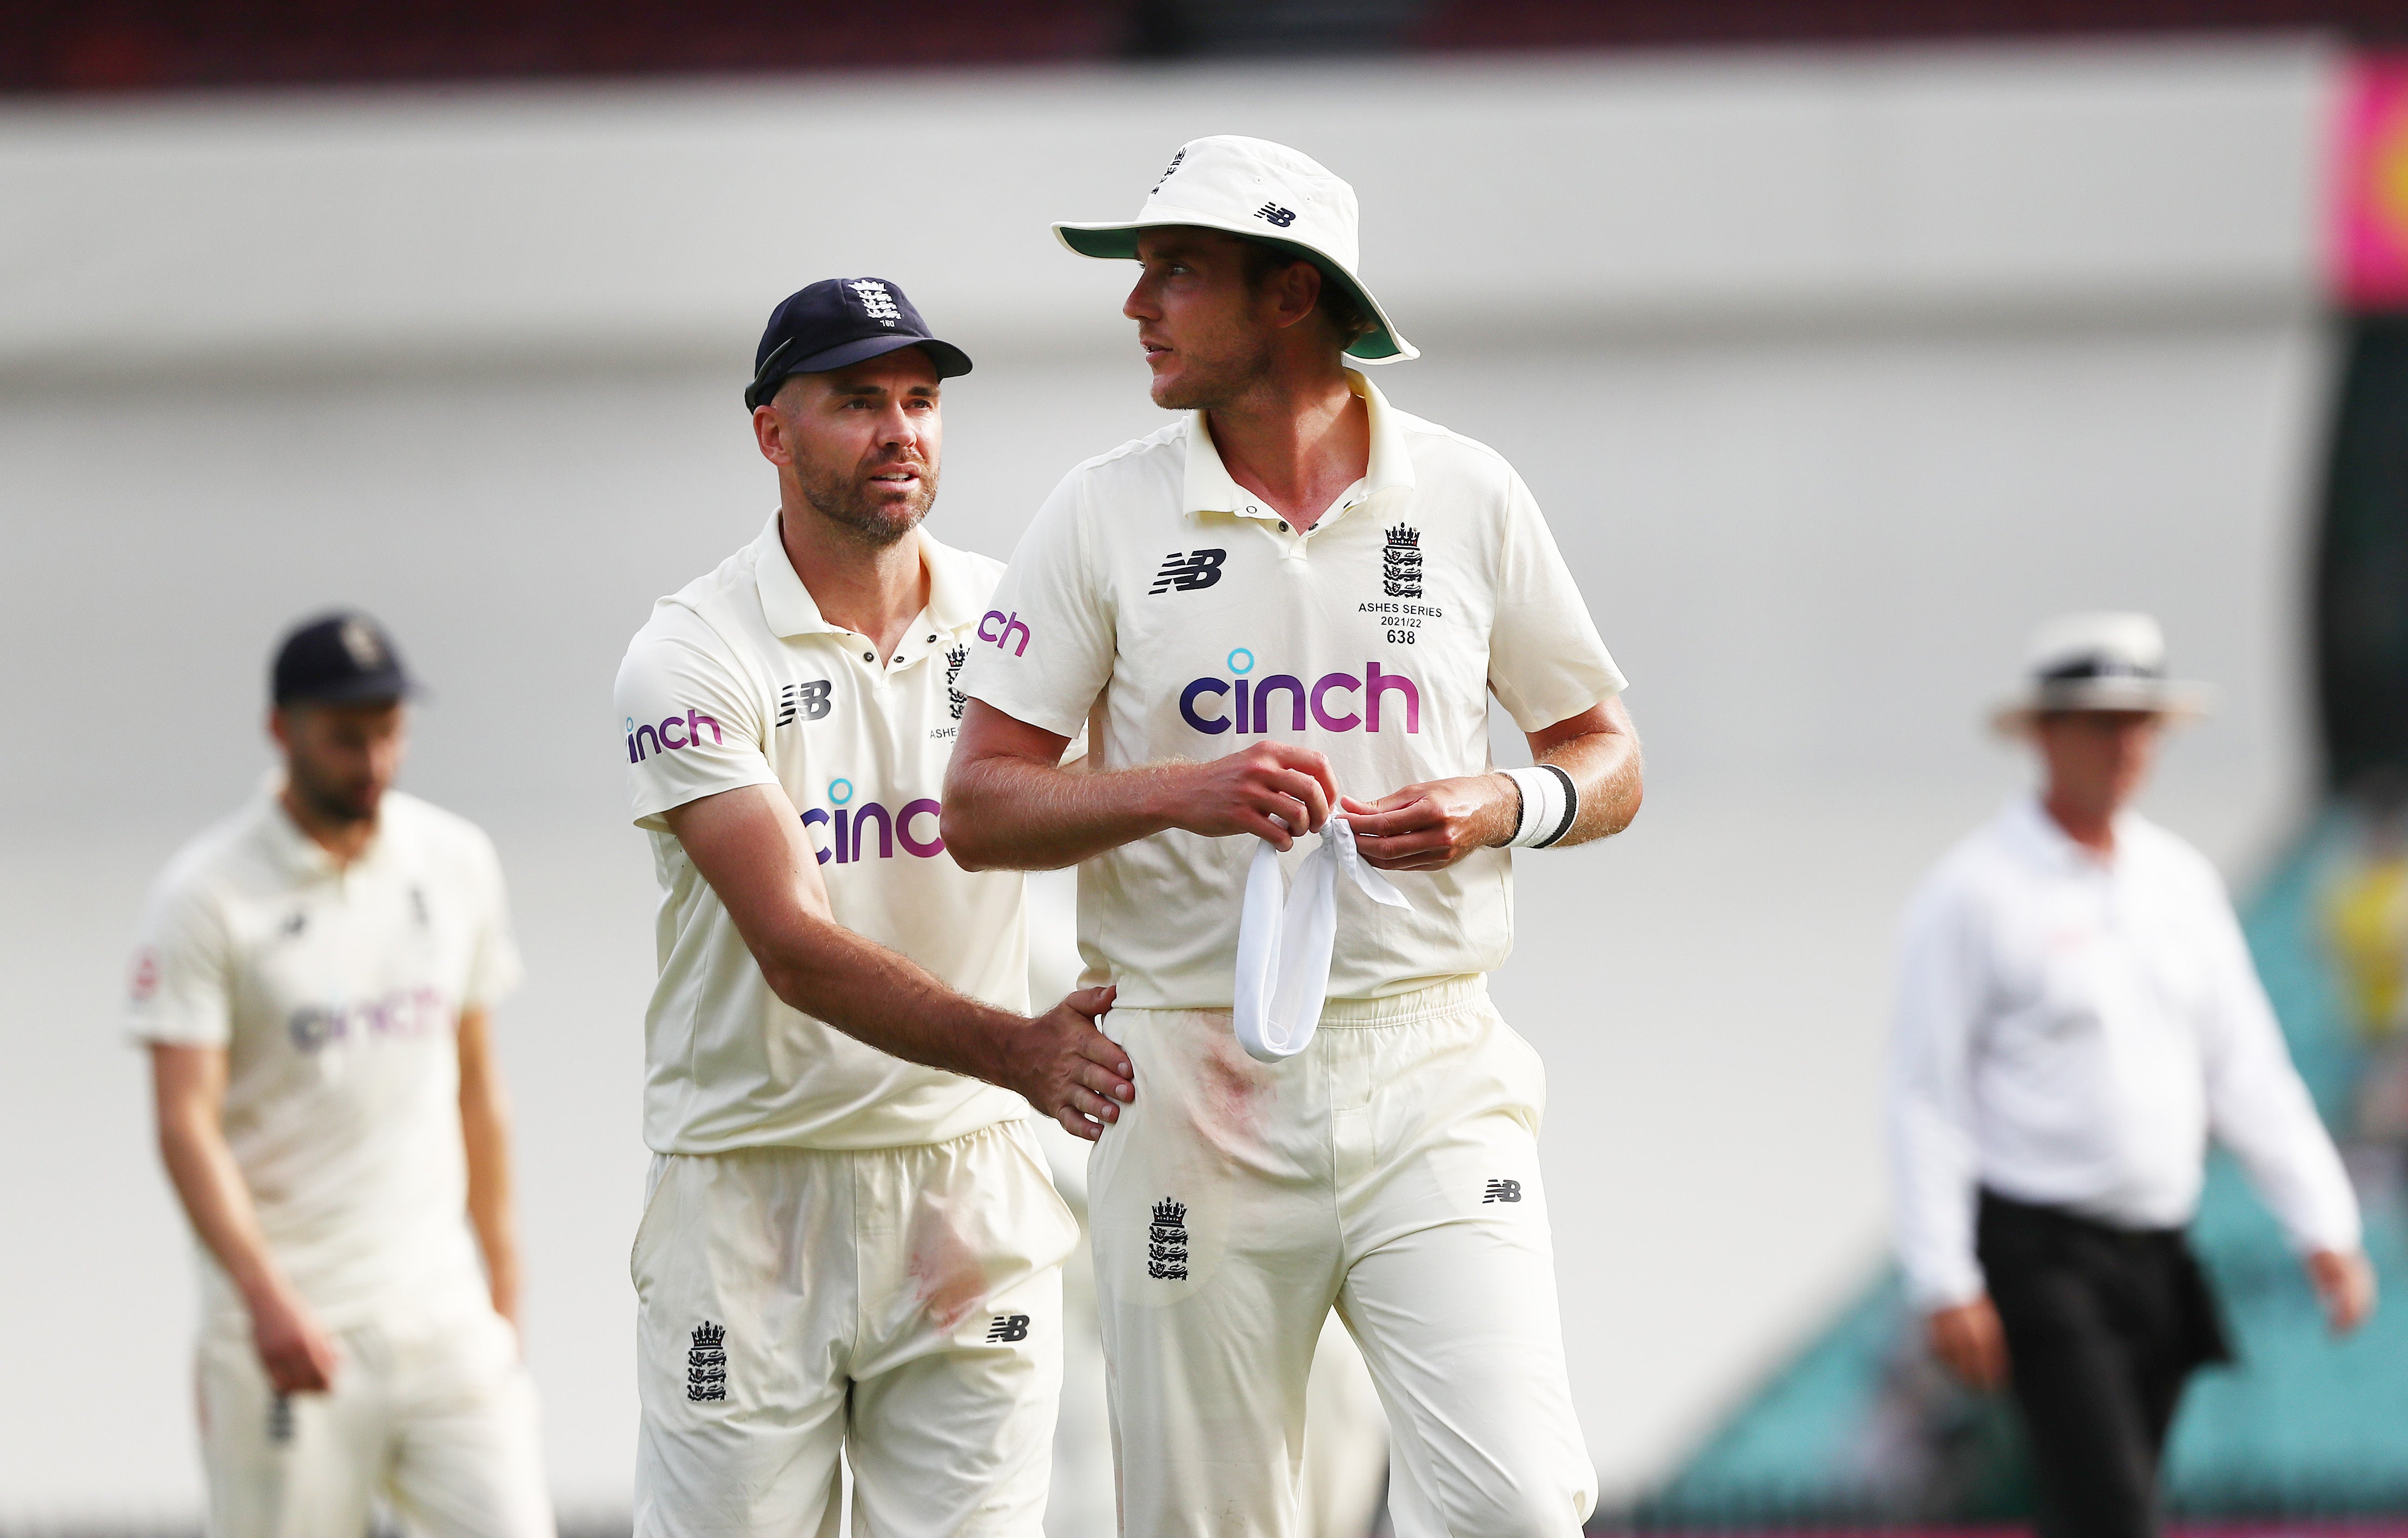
[1990, 612, 2217, 731]
[1053, 135, 1417, 364]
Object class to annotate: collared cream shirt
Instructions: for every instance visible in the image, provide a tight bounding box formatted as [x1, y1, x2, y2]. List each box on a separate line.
[128, 786, 521, 1330]
[615, 516, 1031, 1153]
[958, 370, 1626, 1010]
[1887, 795, 2361, 1309]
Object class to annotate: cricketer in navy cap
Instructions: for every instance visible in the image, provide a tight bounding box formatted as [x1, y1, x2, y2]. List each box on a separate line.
[272, 611, 419, 707]
[745, 277, 973, 410]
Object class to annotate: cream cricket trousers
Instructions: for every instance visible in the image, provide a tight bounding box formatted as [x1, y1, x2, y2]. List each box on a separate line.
[1093, 976, 1596, 1538]
[632, 1119, 1079, 1537]
[196, 1301, 553, 1538]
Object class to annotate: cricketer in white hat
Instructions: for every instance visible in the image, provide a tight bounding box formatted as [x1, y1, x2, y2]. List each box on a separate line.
[946, 133, 1640, 1536]
[1054, 134, 1418, 364]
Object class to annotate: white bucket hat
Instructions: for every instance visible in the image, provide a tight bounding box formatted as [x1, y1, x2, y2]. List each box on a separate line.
[1990, 612, 2217, 731]
[1054, 135, 1418, 364]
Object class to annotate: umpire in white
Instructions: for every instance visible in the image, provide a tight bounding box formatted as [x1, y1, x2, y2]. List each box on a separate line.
[1888, 612, 2374, 1538]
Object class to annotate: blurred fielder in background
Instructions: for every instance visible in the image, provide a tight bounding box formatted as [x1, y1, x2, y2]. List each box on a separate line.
[131, 613, 553, 1538]
[612, 278, 1130, 1536]
[946, 136, 1640, 1537]
[1888, 612, 2374, 1538]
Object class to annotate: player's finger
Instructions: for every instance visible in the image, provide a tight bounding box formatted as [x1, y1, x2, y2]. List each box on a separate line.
[1055, 1106, 1103, 1141]
[1238, 807, 1297, 848]
[1263, 767, 1332, 832]
[1079, 1060, 1135, 1103]
[1064, 1085, 1120, 1124]
[1074, 1036, 1135, 1090]
[1064, 984, 1117, 1022]
[1344, 796, 1438, 838]
[1269, 743, 1342, 808]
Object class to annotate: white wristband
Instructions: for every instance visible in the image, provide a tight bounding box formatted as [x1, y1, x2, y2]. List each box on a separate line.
[1505, 766, 1579, 849]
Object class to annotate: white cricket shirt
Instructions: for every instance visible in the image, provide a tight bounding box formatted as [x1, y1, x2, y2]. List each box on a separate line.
[1887, 797, 2361, 1309]
[958, 370, 1626, 1010]
[614, 516, 1031, 1153]
[127, 786, 522, 1331]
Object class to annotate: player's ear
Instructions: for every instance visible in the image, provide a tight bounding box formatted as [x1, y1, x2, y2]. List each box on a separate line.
[752, 403, 791, 468]
[267, 706, 292, 752]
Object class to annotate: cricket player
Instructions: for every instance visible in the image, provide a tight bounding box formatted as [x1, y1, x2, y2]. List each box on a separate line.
[1889, 612, 2373, 1538]
[944, 136, 1641, 1536]
[132, 613, 553, 1538]
[613, 276, 1133, 1536]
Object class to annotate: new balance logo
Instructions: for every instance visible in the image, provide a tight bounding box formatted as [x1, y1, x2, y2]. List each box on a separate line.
[686, 1320, 728, 1402]
[985, 1313, 1030, 1342]
[1149, 548, 1227, 594]
[849, 278, 901, 325]
[268, 1393, 294, 1444]
[1483, 1178, 1522, 1204]
[1382, 523, 1423, 599]
[777, 679, 833, 727]
[1148, 1198, 1190, 1281]
[1255, 202, 1298, 228]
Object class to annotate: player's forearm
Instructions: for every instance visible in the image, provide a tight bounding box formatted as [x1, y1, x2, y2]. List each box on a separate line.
[943, 751, 1186, 871]
[752, 912, 1032, 1088]
[1533, 704, 1642, 847]
[157, 1116, 291, 1310]
[458, 1077, 520, 1321]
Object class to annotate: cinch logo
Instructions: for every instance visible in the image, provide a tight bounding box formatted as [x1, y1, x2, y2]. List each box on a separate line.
[800, 778, 948, 865]
[288, 986, 446, 1052]
[1177, 648, 1420, 736]
[627, 708, 724, 763]
[977, 609, 1030, 657]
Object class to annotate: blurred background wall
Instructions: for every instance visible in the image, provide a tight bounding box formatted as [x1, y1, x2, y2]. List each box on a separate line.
[0, 10, 2380, 1529]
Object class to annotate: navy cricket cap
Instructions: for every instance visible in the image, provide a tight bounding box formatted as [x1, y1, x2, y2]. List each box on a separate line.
[272, 611, 418, 707]
[745, 277, 973, 410]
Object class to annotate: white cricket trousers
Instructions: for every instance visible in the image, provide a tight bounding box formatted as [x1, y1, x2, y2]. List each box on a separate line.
[196, 1302, 553, 1538]
[1093, 976, 1596, 1538]
[632, 1119, 1078, 1537]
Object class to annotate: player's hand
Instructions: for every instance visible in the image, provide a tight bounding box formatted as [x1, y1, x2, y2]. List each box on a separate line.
[248, 1281, 342, 1394]
[1010, 986, 1132, 1141]
[1926, 1296, 2009, 1391]
[2306, 1248, 2377, 1334]
[1166, 743, 1337, 848]
[1342, 775, 1517, 872]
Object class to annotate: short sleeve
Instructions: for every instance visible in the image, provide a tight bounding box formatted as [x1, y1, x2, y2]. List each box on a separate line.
[616, 614, 778, 831]
[1486, 470, 1628, 733]
[461, 831, 525, 1012]
[127, 876, 233, 1048]
[956, 473, 1115, 741]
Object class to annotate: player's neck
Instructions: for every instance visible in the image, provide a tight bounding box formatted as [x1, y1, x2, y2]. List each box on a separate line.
[2041, 786, 2120, 859]
[1206, 359, 1366, 533]
[778, 509, 930, 662]
[277, 783, 378, 868]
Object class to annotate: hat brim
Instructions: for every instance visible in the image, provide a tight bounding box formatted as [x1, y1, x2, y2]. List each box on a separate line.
[278, 673, 419, 708]
[746, 334, 974, 409]
[1990, 678, 2217, 732]
[1053, 215, 1418, 364]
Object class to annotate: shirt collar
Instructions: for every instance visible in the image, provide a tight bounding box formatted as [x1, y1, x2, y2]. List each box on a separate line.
[752, 513, 978, 639]
[1180, 368, 1417, 525]
[2007, 792, 2131, 874]
[252, 773, 380, 881]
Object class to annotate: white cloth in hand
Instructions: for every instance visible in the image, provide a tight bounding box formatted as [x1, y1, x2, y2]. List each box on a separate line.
[1234, 816, 1411, 1063]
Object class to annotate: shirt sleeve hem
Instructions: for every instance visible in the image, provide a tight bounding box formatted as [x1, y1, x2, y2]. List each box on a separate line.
[962, 687, 1088, 744]
[1498, 674, 1628, 736]
[126, 1020, 230, 1048]
[629, 767, 784, 828]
